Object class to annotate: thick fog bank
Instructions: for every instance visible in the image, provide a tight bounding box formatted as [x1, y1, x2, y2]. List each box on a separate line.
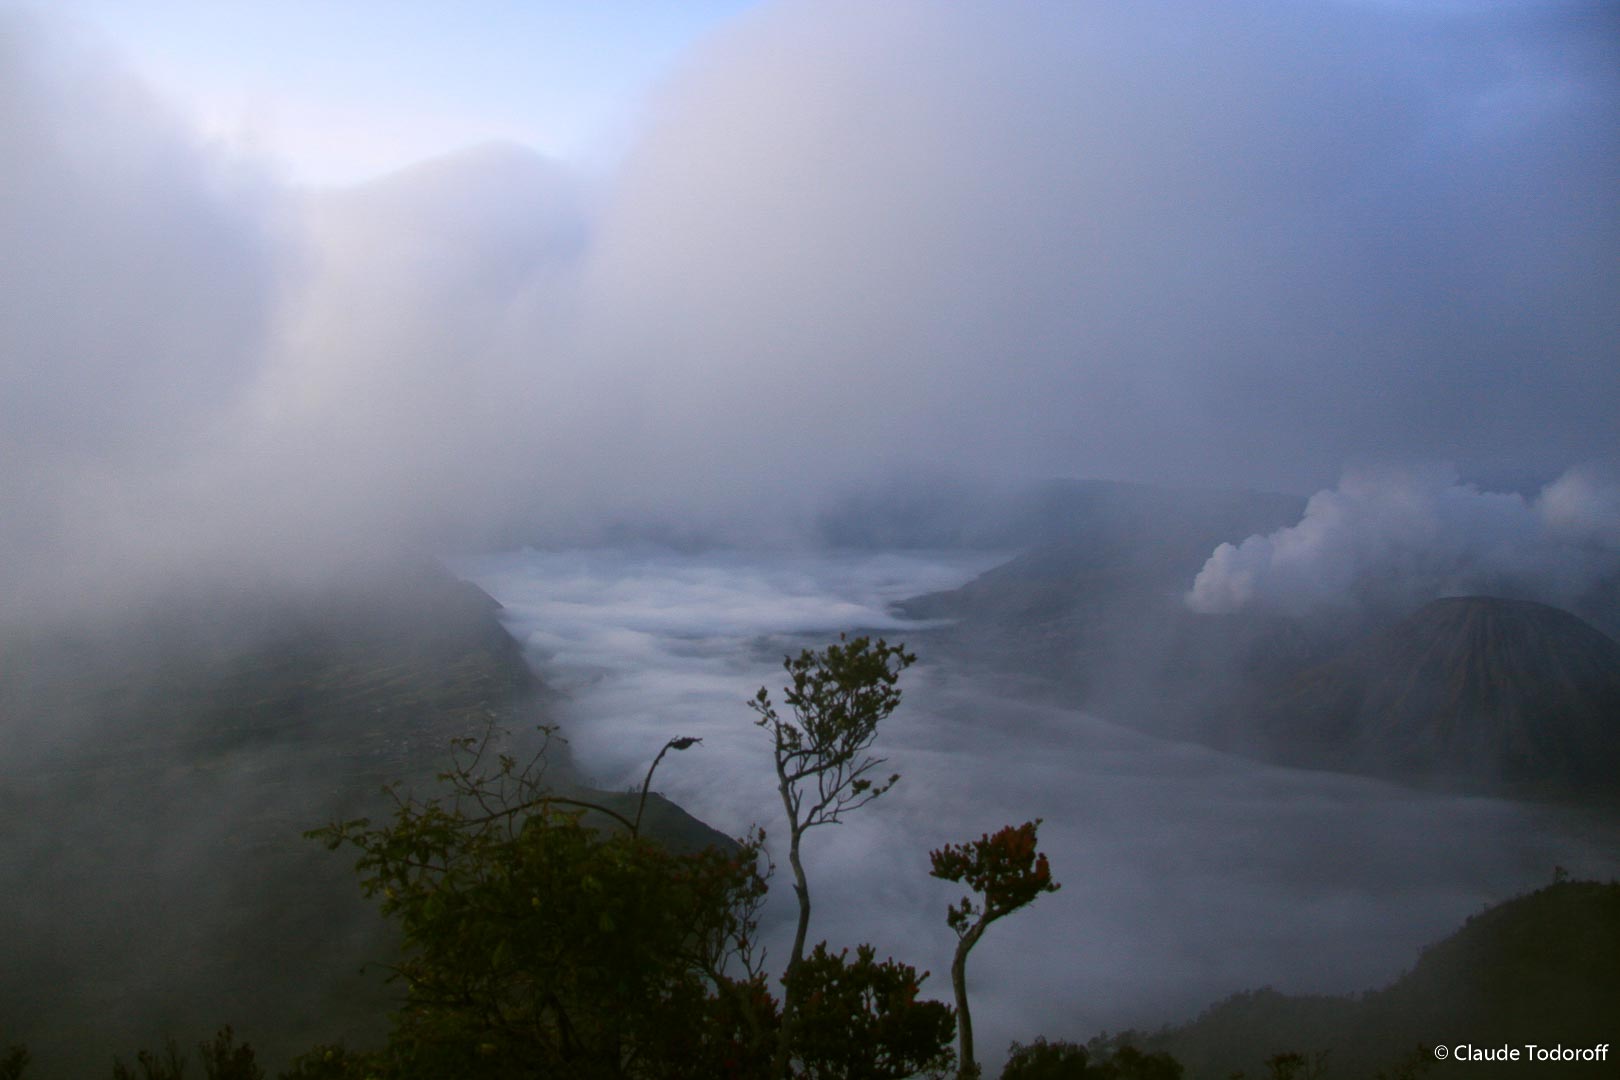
[461, 547, 1620, 1066]
[5, 2, 1617, 628]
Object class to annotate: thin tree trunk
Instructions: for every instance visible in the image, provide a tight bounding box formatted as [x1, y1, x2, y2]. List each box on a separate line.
[952, 923, 986, 1079]
[771, 777, 811, 1078]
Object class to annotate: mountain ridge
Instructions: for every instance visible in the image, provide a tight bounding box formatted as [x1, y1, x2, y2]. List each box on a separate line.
[1251, 596, 1620, 797]
[1108, 879, 1620, 1079]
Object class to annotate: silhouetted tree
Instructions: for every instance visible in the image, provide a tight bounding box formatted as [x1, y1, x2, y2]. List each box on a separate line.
[1259, 1051, 1327, 1080]
[750, 635, 916, 1076]
[791, 943, 955, 1079]
[276, 1044, 370, 1079]
[296, 640, 960, 1077]
[1000, 1039, 1183, 1080]
[111, 1038, 188, 1080]
[1096, 1045, 1183, 1079]
[309, 726, 772, 1077]
[930, 821, 1059, 1078]
[1000, 1036, 1092, 1078]
[111, 1029, 266, 1080]
[1372, 1046, 1436, 1079]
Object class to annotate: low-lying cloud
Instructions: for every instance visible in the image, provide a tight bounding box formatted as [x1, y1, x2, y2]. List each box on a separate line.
[462, 546, 1620, 1068]
[1186, 465, 1620, 616]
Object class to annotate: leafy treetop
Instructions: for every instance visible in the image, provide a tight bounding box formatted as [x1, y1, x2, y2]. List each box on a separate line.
[750, 634, 915, 831]
[930, 821, 1060, 940]
[930, 820, 1060, 1079]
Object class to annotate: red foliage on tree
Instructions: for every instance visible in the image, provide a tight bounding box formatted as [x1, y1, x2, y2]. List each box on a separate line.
[930, 821, 1060, 1078]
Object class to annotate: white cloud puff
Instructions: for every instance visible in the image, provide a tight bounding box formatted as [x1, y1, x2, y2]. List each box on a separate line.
[1186, 465, 1620, 615]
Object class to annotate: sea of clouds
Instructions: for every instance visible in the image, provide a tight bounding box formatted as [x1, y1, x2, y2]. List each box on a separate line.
[460, 546, 1620, 1065]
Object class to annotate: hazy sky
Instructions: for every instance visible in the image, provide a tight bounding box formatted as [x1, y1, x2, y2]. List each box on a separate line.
[2, 0, 1616, 614]
[43, 0, 758, 183]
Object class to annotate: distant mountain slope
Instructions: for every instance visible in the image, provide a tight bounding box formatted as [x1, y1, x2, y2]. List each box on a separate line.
[898, 485, 1620, 797]
[0, 559, 561, 1077]
[818, 476, 1305, 552]
[1253, 597, 1620, 796]
[1, 557, 547, 777]
[0, 558, 730, 1079]
[903, 480, 1305, 615]
[1117, 880, 1620, 1079]
[898, 480, 1314, 715]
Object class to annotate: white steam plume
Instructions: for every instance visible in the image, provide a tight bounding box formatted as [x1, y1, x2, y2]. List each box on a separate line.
[1185, 465, 1620, 616]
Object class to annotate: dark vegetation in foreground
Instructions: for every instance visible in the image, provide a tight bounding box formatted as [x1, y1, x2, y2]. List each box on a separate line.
[4, 636, 1071, 1079]
[8, 880, 1609, 1078]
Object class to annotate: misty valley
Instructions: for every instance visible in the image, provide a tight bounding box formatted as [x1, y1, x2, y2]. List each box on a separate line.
[3, 480, 1617, 1078]
[4, 1, 1617, 1076]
